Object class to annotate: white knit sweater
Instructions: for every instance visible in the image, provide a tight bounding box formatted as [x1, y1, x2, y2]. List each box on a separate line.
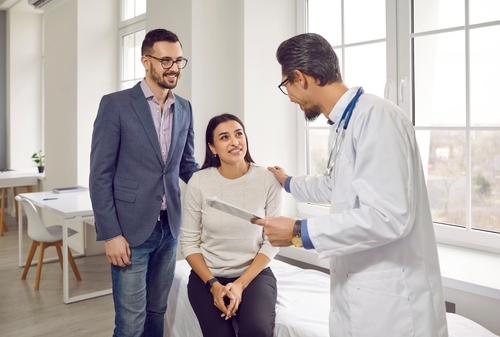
[180, 165, 282, 278]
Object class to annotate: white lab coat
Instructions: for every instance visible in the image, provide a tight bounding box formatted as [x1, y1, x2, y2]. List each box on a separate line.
[290, 87, 449, 337]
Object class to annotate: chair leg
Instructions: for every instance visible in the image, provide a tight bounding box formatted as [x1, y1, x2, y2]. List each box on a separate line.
[34, 242, 47, 291]
[21, 240, 38, 279]
[67, 247, 82, 281]
[55, 246, 63, 270]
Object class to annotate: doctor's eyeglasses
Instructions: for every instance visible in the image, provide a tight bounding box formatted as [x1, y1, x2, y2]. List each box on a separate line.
[278, 77, 290, 95]
[146, 55, 188, 70]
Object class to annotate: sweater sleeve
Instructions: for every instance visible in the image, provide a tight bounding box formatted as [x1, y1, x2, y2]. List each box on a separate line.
[180, 173, 203, 258]
[257, 172, 282, 259]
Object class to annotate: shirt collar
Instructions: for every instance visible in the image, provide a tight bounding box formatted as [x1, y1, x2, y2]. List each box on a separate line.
[140, 79, 176, 106]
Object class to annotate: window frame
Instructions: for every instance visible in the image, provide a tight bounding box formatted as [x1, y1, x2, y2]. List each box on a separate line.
[118, 2, 145, 91]
[298, 0, 500, 254]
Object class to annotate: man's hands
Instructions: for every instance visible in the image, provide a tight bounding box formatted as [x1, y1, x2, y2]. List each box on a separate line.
[267, 166, 289, 188]
[251, 216, 295, 247]
[105, 235, 131, 267]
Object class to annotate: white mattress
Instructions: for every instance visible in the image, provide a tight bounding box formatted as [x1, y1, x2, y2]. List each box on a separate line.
[164, 259, 498, 337]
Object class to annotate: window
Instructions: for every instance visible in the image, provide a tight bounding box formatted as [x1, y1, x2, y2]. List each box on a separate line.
[121, 0, 146, 22]
[303, 0, 500, 252]
[119, 0, 146, 90]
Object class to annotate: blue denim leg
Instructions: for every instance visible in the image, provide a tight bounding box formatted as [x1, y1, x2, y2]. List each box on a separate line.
[112, 218, 177, 337]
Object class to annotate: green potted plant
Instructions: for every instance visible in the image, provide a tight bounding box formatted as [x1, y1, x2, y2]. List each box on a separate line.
[32, 150, 44, 173]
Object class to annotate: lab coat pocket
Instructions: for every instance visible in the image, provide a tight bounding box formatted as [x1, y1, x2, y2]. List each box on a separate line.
[347, 268, 414, 337]
[331, 156, 357, 212]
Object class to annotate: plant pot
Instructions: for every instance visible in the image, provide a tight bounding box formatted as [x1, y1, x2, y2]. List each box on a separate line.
[37, 166, 45, 173]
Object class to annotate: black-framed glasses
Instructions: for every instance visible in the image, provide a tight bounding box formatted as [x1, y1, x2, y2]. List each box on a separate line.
[146, 55, 188, 70]
[278, 77, 289, 95]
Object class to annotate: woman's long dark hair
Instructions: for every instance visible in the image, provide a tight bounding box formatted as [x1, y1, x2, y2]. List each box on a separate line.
[201, 113, 255, 169]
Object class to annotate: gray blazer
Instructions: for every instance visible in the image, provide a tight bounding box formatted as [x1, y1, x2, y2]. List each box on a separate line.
[89, 82, 199, 247]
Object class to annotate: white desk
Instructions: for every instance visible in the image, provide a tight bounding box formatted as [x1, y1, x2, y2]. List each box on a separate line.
[17, 190, 112, 304]
[0, 168, 43, 236]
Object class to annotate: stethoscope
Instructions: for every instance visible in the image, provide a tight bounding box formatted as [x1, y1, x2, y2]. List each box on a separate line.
[324, 87, 364, 177]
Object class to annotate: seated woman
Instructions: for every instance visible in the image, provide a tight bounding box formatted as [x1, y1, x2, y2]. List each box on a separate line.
[180, 113, 282, 337]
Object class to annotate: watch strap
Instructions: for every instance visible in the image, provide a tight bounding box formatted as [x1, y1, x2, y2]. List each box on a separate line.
[293, 219, 302, 236]
[205, 277, 219, 292]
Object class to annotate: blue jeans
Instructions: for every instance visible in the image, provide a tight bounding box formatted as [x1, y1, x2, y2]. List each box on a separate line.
[111, 217, 177, 337]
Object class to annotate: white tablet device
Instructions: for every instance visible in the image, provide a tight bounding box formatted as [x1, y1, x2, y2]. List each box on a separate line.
[206, 197, 261, 222]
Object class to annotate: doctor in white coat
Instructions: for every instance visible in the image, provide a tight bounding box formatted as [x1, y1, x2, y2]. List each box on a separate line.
[253, 33, 449, 337]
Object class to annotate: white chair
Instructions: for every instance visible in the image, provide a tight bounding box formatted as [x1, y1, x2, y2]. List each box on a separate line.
[16, 196, 82, 290]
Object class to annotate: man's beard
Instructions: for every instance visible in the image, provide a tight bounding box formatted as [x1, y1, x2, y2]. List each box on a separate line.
[304, 105, 322, 121]
[150, 67, 179, 89]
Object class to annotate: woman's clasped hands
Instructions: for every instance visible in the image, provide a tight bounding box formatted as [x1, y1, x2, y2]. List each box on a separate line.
[211, 281, 244, 320]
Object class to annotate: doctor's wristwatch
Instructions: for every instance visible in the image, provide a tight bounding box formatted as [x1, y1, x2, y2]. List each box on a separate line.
[291, 219, 303, 247]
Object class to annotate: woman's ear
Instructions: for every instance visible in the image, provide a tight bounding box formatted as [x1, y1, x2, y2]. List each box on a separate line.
[208, 143, 217, 155]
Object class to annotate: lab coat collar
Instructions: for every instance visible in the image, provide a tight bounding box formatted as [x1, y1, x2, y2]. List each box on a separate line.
[327, 86, 361, 126]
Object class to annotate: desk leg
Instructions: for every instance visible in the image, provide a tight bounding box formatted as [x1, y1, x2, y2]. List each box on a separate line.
[62, 217, 69, 304]
[1, 188, 6, 236]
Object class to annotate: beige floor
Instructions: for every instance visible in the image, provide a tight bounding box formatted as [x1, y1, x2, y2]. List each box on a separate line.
[0, 212, 115, 337]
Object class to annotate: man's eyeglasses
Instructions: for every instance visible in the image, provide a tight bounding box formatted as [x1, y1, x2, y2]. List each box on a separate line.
[278, 77, 290, 95]
[146, 55, 188, 70]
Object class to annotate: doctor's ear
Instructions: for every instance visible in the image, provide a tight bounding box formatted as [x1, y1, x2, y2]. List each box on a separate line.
[293, 70, 309, 89]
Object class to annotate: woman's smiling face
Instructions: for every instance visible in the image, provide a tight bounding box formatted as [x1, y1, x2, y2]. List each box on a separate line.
[209, 120, 247, 166]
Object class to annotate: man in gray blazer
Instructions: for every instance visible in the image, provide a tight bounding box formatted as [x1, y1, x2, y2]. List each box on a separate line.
[89, 29, 199, 337]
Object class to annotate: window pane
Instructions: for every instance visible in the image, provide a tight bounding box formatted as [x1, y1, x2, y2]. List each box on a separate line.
[307, 113, 328, 127]
[414, 31, 465, 126]
[471, 131, 500, 233]
[135, 0, 146, 17]
[470, 25, 500, 126]
[344, 43, 386, 98]
[420, 130, 466, 227]
[413, 0, 464, 33]
[122, 0, 135, 21]
[122, 34, 135, 81]
[309, 0, 341, 46]
[344, 0, 385, 44]
[122, 0, 145, 21]
[134, 30, 145, 80]
[121, 80, 136, 90]
[307, 129, 330, 175]
[469, 0, 500, 25]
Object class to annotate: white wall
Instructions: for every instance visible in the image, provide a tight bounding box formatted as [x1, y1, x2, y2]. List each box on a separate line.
[147, 0, 299, 217]
[7, 7, 42, 169]
[76, 0, 118, 187]
[42, 0, 78, 191]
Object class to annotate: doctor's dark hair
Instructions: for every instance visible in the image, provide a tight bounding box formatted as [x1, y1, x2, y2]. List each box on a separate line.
[141, 29, 182, 55]
[201, 114, 255, 170]
[276, 33, 342, 86]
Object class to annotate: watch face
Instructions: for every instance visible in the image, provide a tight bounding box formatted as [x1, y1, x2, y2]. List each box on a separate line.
[291, 235, 303, 247]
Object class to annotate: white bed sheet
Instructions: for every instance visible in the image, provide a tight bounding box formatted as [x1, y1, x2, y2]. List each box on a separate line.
[164, 259, 498, 337]
[165, 259, 329, 337]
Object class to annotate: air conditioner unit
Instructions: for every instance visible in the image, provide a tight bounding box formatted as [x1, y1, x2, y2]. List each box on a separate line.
[27, 0, 65, 10]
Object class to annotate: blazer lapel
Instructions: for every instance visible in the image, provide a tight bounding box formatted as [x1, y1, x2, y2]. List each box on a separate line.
[130, 83, 163, 165]
[164, 96, 182, 170]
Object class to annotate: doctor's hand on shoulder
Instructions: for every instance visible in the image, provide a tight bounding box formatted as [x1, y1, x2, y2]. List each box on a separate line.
[267, 166, 289, 188]
[252, 216, 295, 247]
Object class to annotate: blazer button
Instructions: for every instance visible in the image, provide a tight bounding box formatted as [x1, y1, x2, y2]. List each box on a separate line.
[156, 196, 162, 201]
